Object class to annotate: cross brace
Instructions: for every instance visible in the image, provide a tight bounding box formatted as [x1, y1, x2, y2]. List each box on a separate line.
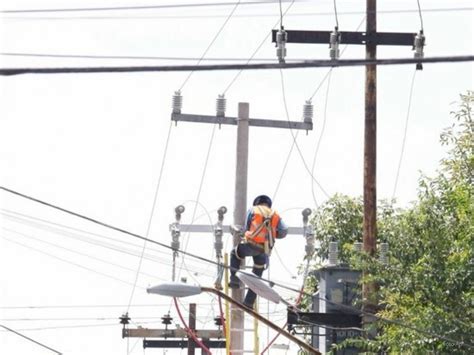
[271, 30, 416, 46]
[171, 113, 313, 131]
[176, 223, 305, 235]
[144, 339, 226, 348]
[123, 328, 223, 339]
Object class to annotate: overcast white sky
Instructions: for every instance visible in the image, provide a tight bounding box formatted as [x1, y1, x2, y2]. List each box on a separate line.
[1, 0, 473, 354]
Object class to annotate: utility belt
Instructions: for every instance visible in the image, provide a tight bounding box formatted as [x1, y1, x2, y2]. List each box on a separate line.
[245, 237, 271, 255]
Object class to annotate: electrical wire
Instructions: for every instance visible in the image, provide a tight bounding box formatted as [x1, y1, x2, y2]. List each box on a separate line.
[3, 7, 472, 20]
[279, 68, 330, 201]
[2, 227, 168, 282]
[310, 70, 332, 208]
[0, 324, 62, 354]
[176, 124, 218, 282]
[3, 184, 474, 348]
[127, 121, 173, 312]
[222, 0, 296, 94]
[1, 235, 148, 289]
[3, 56, 472, 76]
[1, 211, 216, 278]
[0, 1, 286, 14]
[392, 69, 417, 200]
[416, 0, 424, 31]
[333, 0, 339, 29]
[179, 0, 241, 90]
[0, 304, 179, 309]
[0, 52, 313, 62]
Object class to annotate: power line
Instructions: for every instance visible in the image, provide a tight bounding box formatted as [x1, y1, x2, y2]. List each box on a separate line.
[279, 68, 330, 200]
[332, 0, 339, 29]
[2, 227, 168, 282]
[3, 7, 471, 20]
[0, 52, 311, 62]
[2, 235, 148, 289]
[2, 184, 474, 348]
[127, 121, 173, 312]
[178, 0, 242, 90]
[1, 211, 216, 278]
[0, 185, 320, 295]
[2, 56, 472, 76]
[222, 0, 296, 94]
[416, 0, 424, 31]
[392, 69, 417, 200]
[1, 1, 289, 14]
[0, 324, 62, 354]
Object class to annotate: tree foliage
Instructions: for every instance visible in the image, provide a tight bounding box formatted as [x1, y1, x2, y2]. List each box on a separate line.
[303, 91, 473, 354]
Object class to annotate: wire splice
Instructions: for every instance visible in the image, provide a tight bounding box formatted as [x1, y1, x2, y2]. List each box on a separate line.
[413, 30, 425, 70]
[276, 28, 287, 64]
[329, 27, 341, 60]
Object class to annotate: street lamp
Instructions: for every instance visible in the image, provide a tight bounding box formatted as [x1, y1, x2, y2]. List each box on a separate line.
[147, 279, 321, 355]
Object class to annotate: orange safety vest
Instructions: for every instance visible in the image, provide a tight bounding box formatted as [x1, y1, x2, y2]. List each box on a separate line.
[244, 206, 281, 246]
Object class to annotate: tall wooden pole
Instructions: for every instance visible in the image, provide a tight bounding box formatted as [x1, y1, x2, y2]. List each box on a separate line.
[188, 303, 196, 355]
[363, 0, 378, 325]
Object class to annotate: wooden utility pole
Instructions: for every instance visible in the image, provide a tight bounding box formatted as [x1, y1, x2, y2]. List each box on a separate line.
[188, 303, 197, 355]
[362, 0, 378, 320]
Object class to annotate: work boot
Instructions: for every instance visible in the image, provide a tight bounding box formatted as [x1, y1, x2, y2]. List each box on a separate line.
[229, 275, 241, 289]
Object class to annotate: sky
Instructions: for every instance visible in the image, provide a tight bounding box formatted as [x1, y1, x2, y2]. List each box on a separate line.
[0, 0, 473, 354]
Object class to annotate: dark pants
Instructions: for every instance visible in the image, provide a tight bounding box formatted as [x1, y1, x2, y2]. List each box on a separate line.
[230, 243, 266, 308]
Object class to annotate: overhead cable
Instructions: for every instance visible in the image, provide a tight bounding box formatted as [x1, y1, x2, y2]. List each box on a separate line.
[178, 0, 241, 90]
[392, 69, 417, 200]
[1, 56, 473, 76]
[222, 0, 296, 94]
[3, 7, 471, 20]
[0, 324, 62, 354]
[127, 121, 173, 312]
[1, 1, 290, 14]
[2, 185, 474, 349]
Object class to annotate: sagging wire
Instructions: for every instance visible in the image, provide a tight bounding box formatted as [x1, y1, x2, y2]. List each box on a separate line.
[222, 0, 296, 94]
[392, 69, 418, 200]
[279, 68, 330, 202]
[310, 70, 333, 210]
[127, 121, 174, 313]
[178, 0, 242, 91]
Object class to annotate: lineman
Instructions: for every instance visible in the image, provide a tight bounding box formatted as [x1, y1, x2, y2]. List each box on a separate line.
[229, 195, 288, 309]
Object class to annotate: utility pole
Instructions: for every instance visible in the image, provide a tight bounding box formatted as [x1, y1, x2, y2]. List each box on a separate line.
[231, 102, 249, 353]
[271, 0, 425, 339]
[363, 0, 378, 327]
[188, 303, 197, 355]
[169, 95, 313, 353]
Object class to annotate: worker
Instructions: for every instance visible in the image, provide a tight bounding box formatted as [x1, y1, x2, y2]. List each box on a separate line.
[229, 195, 288, 309]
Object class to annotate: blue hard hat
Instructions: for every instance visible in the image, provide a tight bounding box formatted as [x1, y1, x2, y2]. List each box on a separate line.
[253, 195, 272, 208]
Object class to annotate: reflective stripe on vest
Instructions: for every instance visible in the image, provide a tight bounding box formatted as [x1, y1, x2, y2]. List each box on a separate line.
[244, 206, 280, 245]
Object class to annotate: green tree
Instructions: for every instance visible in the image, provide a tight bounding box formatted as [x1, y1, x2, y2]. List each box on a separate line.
[303, 91, 473, 354]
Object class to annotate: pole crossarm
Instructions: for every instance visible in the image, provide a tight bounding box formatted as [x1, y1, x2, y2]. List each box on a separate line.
[144, 340, 226, 348]
[176, 223, 305, 235]
[171, 113, 313, 131]
[272, 30, 417, 46]
[123, 328, 224, 339]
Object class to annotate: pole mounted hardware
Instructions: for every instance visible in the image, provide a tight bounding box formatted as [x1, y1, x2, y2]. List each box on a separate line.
[170, 205, 185, 281]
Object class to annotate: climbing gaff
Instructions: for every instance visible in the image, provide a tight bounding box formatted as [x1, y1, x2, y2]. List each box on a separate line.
[214, 206, 227, 289]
